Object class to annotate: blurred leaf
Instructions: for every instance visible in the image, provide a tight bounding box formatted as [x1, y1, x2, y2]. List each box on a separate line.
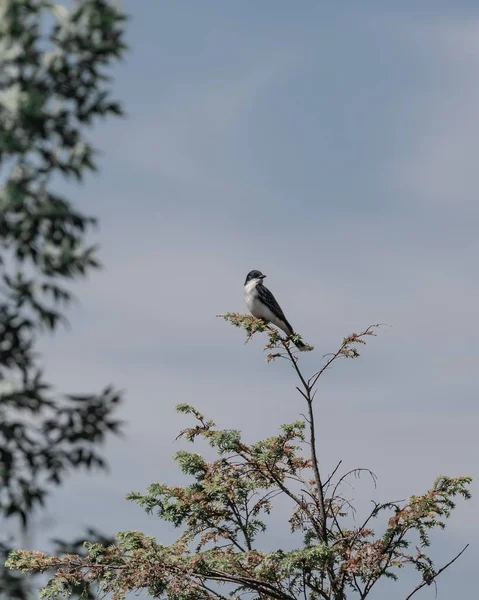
[0, 0, 128, 597]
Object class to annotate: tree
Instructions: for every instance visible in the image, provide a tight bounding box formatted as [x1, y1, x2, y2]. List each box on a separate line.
[0, 0, 127, 597]
[6, 315, 471, 599]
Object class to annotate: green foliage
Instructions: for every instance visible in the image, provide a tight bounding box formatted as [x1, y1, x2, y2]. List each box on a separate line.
[0, 542, 30, 600]
[0, 0, 127, 598]
[51, 528, 116, 599]
[218, 312, 314, 356]
[4, 318, 472, 599]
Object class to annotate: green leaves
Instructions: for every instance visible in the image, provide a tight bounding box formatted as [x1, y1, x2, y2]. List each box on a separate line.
[4, 318, 473, 600]
[116, 531, 155, 552]
[5, 404, 474, 600]
[384, 475, 473, 549]
[174, 451, 208, 477]
[0, 1, 127, 597]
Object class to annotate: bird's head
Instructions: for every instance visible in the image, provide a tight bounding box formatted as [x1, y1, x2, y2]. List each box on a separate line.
[244, 270, 266, 286]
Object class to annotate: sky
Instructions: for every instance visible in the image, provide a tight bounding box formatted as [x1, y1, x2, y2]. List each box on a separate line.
[12, 1, 479, 597]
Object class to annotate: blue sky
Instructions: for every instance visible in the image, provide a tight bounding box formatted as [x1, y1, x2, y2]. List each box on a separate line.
[15, 1, 479, 597]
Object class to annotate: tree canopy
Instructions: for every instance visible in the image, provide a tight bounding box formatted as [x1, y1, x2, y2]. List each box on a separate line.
[6, 316, 471, 600]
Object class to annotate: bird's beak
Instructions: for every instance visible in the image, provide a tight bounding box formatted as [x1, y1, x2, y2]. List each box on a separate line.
[260, 274, 267, 279]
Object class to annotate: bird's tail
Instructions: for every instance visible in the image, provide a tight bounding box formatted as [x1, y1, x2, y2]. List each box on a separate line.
[289, 329, 308, 351]
[294, 339, 308, 352]
[280, 321, 310, 351]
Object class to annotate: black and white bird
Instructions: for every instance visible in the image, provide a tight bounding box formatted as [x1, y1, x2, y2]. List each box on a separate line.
[244, 270, 307, 351]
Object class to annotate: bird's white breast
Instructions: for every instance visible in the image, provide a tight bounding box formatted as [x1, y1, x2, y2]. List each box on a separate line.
[244, 279, 260, 314]
[244, 279, 259, 297]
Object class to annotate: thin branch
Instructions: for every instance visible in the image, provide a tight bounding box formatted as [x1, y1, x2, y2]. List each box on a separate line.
[323, 460, 343, 489]
[351, 573, 365, 600]
[304, 578, 331, 600]
[282, 340, 327, 542]
[281, 340, 347, 600]
[296, 386, 309, 401]
[308, 325, 381, 390]
[227, 499, 252, 551]
[404, 545, 469, 600]
[197, 580, 231, 600]
[330, 468, 377, 507]
[206, 570, 295, 600]
[233, 443, 324, 543]
[362, 527, 412, 597]
[308, 347, 346, 390]
[285, 343, 310, 396]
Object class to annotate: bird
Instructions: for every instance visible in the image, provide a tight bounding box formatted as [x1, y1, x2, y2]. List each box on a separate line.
[244, 269, 307, 351]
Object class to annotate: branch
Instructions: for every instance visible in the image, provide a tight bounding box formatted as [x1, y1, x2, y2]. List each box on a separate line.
[323, 460, 343, 489]
[226, 499, 252, 551]
[330, 468, 378, 505]
[207, 570, 296, 600]
[308, 325, 381, 390]
[280, 340, 347, 599]
[198, 581, 231, 600]
[282, 340, 327, 542]
[304, 578, 330, 600]
[404, 545, 469, 600]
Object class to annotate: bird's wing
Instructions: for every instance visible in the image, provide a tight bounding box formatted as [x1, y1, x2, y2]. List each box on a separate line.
[257, 285, 294, 334]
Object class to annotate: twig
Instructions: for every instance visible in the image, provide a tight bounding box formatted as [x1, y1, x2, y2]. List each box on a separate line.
[282, 340, 327, 542]
[404, 545, 469, 600]
[323, 460, 343, 489]
[308, 325, 381, 390]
